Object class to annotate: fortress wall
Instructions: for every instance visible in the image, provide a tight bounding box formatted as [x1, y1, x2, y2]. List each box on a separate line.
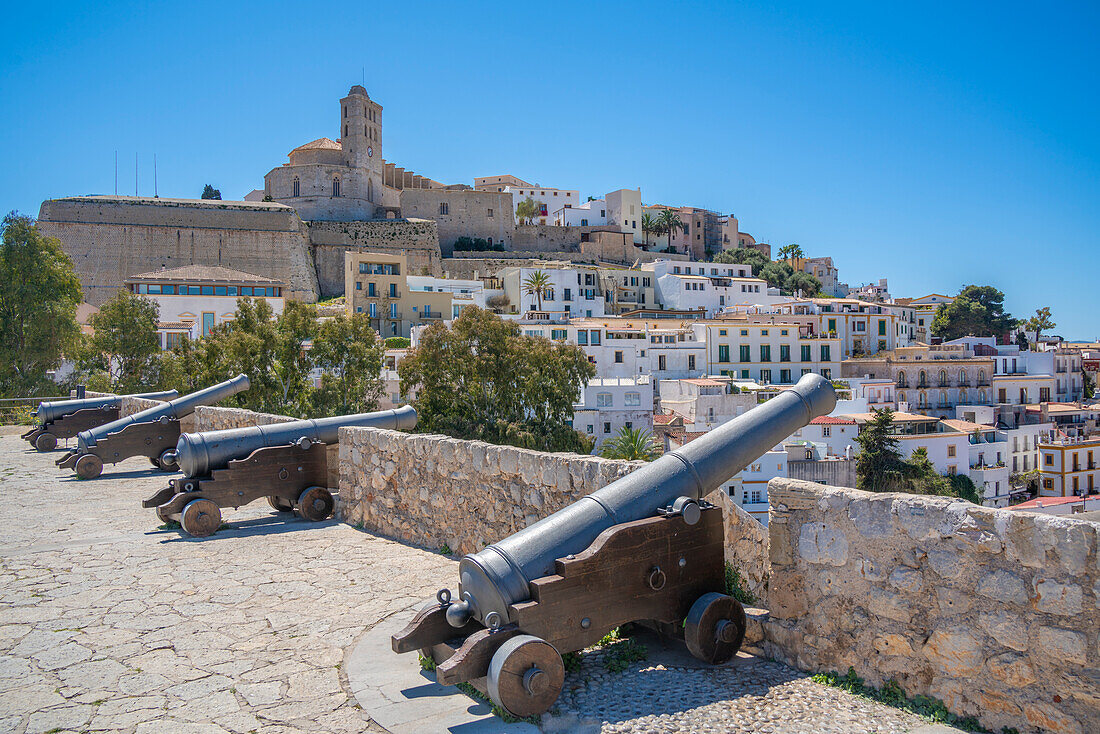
[398, 189, 514, 256]
[306, 219, 442, 299]
[39, 197, 320, 306]
[759, 477, 1100, 734]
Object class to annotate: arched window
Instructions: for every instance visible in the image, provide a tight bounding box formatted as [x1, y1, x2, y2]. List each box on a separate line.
[979, 389, 987, 403]
[919, 392, 927, 408]
[959, 387, 967, 402]
[897, 391, 905, 404]
[959, 369, 968, 386]
[939, 369, 948, 387]
[332, 178, 341, 197]
[978, 369, 987, 385]
[897, 371, 908, 388]
[292, 178, 299, 197]
[918, 370, 927, 388]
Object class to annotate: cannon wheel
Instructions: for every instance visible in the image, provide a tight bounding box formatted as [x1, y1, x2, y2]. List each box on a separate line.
[267, 496, 295, 513]
[74, 454, 103, 480]
[297, 487, 334, 522]
[180, 498, 222, 538]
[486, 634, 564, 719]
[35, 432, 58, 452]
[684, 592, 746, 665]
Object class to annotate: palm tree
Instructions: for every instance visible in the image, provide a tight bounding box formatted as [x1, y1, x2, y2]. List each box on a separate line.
[522, 270, 551, 311]
[599, 426, 661, 461]
[640, 212, 656, 247]
[516, 197, 540, 226]
[656, 209, 683, 253]
[777, 243, 804, 262]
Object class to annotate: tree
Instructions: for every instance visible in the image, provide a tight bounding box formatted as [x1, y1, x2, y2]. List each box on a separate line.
[930, 285, 1015, 342]
[854, 408, 907, 491]
[1026, 307, 1056, 344]
[656, 209, 684, 253]
[1015, 329, 1030, 350]
[599, 426, 660, 461]
[398, 307, 595, 453]
[308, 312, 385, 417]
[522, 270, 551, 312]
[713, 247, 769, 275]
[515, 197, 540, 225]
[758, 261, 794, 290]
[785, 271, 823, 297]
[384, 336, 411, 349]
[0, 212, 83, 396]
[201, 184, 222, 200]
[80, 291, 161, 392]
[640, 212, 656, 247]
[777, 244, 804, 261]
[1084, 371, 1095, 400]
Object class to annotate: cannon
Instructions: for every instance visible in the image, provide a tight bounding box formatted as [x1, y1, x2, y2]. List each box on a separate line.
[141, 406, 417, 537]
[392, 373, 836, 717]
[22, 391, 178, 452]
[56, 375, 250, 479]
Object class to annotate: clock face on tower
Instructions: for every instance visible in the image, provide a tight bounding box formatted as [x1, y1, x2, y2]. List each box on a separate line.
[367, 146, 373, 158]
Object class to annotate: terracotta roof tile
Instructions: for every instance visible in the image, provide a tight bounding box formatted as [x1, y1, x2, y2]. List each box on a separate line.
[127, 265, 283, 285]
[809, 416, 857, 425]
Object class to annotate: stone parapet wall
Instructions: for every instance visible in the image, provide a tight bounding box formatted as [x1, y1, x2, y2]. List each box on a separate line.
[761, 477, 1099, 734]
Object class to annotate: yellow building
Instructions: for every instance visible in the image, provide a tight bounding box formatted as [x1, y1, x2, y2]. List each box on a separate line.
[344, 252, 451, 338]
[1039, 436, 1100, 497]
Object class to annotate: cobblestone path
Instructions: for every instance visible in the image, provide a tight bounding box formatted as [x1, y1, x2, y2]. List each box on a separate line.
[0, 429, 960, 733]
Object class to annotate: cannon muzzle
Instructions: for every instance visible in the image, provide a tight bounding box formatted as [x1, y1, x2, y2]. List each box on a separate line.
[173, 405, 417, 477]
[34, 390, 178, 425]
[76, 374, 250, 452]
[447, 372, 836, 628]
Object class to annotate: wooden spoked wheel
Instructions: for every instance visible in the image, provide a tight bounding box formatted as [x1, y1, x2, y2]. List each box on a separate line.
[684, 592, 746, 664]
[35, 432, 58, 452]
[297, 486, 334, 522]
[180, 498, 222, 538]
[486, 634, 565, 718]
[74, 454, 103, 480]
[267, 496, 295, 513]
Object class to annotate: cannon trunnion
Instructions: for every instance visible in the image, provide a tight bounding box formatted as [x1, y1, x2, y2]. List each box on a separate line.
[143, 406, 417, 537]
[393, 373, 835, 717]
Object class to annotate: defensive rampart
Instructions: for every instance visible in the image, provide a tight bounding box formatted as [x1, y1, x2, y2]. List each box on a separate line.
[758, 477, 1099, 734]
[306, 219, 442, 299]
[39, 196, 320, 305]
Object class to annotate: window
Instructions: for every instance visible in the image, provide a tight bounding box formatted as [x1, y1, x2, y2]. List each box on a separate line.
[658, 354, 667, 370]
[948, 445, 956, 458]
[201, 286, 214, 295]
[801, 345, 811, 362]
[821, 368, 831, 379]
[292, 178, 300, 197]
[604, 422, 612, 434]
[820, 345, 831, 361]
[586, 425, 594, 434]
[389, 283, 397, 298]
[740, 345, 751, 362]
[718, 345, 730, 363]
[590, 330, 601, 345]
[780, 369, 792, 383]
[625, 392, 641, 407]
[761, 369, 772, 383]
[202, 312, 216, 337]
[614, 351, 623, 363]
[577, 330, 587, 345]
[760, 345, 771, 362]
[780, 345, 790, 362]
[165, 332, 187, 350]
[1044, 454, 1053, 466]
[439, 202, 449, 215]
[822, 426, 831, 437]
[332, 178, 341, 197]
[369, 303, 377, 317]
[688, 355, 695, 370]
[1043, 478, 1053, 489]
[551, 329, 567, 340]
[827, 318, 837, 333]
[240, 287, 253, 296]
[719, 329, 727, 336]
[390, 303, 398, 318]
[488, 208, 493, 217]
[761, 330, 768, 336]
[741, 330, 748, 336]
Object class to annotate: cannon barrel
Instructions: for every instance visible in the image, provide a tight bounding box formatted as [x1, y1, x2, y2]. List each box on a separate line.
[172, 405, 418, 477]
[76, 374, 250, 451]
[447, 372, 836, 629]
[35, 391, 178, 425]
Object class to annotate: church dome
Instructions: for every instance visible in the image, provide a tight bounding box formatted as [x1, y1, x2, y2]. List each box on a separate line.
[348, 85, 368, 97]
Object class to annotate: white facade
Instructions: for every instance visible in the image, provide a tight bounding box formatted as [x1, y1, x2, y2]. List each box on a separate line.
[720, 448, 787, 526]
[573, 376, 654, 449]
[502, 184, 580, 225]
[552, 198, 606, 227]
[501, 266, 607, 319]
[658, 378, 757, 431]
[406, 275, 489, 318]
[605, 188, 644, 243]
[697, 322, 843, 384]
[645, 260, 777, 316]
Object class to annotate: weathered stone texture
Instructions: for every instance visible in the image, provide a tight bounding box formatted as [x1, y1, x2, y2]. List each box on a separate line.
[39, 197, 320, 306]
[761, 477, 1100, 734]
[306, 219, 441, 298]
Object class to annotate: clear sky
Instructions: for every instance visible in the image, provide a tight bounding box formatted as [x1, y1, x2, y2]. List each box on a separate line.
[2, 1, 1096, 338]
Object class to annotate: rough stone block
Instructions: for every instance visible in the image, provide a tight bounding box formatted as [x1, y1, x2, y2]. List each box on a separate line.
[1033, 579, 1083, 616]
[1036, 626, 1087, 666]
[976, 569, 1029, 606]
[797, 523, 849, 566]
[921, 628, 983, 677]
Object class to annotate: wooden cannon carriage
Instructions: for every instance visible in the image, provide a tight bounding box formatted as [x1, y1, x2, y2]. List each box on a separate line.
[23, 391, 176, 452]
[392, 373, 836, 717]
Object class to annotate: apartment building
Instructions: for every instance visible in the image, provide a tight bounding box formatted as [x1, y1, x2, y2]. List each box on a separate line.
[605, 188, 644, 244]
[405, 275, 488, 319]
[779, 256, 848, 298]
[125, 265, 286, 348]
[644, 205, 729, 260]
[573, 376, 654, 449]
[848, 278, 891, 303]
[345, 252, 450, 338]
[1039, 435, 1100, 498]
[597, 267, 656, 314]
[646, 259, 777, 316]
[715, 447, 787, 526]
[552, 197, 605, 227]
[499, 265, 607, 319]
[699, 321, 842, 384]
[658, 377, 757, 431]
[893, 293, 954, 343]
[474, 175, 580, 225]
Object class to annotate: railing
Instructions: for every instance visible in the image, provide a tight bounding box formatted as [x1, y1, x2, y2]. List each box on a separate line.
[0, 395, 72, 424]
[421, 311, 444, 319]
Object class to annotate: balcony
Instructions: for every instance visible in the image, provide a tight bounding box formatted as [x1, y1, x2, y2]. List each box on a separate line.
[420, 311, 444, 320]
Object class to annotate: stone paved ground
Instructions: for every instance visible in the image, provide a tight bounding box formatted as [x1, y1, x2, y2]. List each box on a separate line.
[0, 428, 962, 733]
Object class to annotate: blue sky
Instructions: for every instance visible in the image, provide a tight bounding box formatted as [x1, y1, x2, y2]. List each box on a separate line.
[2, 1, 1096, 338]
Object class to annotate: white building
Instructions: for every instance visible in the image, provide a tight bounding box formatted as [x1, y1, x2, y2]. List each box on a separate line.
[125, 265, 286, 349]
[697, 321, 842, 383]
[658, 378, 757, 431]
[406, 275, 489, 318]
[474, 175, 580, 225]
[573, 376, 654, 449]
[500, 265, 607, 319]
[605, 188, 644, 244]
[645, 260, 778, 316]
[552, 198, 606, 227]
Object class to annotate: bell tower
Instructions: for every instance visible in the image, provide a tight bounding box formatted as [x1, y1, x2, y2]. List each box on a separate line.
[340, 85, 382, 175]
